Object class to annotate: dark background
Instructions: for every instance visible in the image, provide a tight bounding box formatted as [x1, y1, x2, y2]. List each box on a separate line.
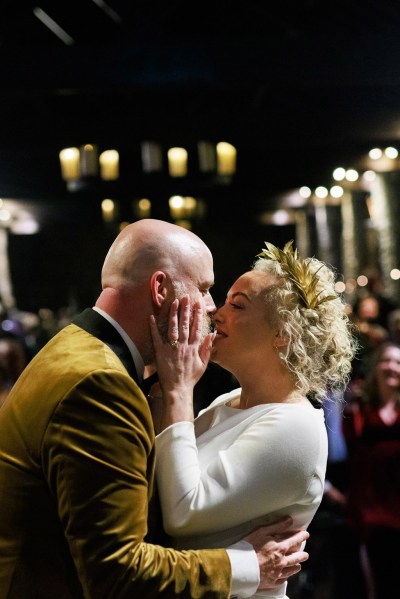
[1, 0, 400, 312]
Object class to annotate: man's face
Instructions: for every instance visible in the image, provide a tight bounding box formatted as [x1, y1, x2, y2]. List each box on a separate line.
[175, 279, 216, 341]
[158, 254, 216, 345]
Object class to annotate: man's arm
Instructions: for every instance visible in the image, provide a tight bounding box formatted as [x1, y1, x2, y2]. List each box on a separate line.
[45, 371, 232, 598]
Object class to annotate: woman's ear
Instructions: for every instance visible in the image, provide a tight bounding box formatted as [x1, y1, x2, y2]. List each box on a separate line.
[150, 271, 167, 307]
[274, 330, 288, 348]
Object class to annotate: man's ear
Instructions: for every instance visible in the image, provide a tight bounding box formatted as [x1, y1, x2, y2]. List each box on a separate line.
[150, 271, 167, 307]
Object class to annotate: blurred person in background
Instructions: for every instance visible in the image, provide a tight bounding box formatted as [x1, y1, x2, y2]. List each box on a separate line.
[387, 308, 400, 346]
[302, 389, 368, 599]
[354, 267, 399, 331]
[343, 340, 400, 599]
[349, 294, 389, 385]
[0, 336, 28, 408]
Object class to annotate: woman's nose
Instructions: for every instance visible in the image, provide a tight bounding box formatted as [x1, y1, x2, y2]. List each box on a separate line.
[213, 306, 224, 322]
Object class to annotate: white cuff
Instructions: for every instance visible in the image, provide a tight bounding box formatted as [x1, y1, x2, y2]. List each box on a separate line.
[226, 540, 259, 598]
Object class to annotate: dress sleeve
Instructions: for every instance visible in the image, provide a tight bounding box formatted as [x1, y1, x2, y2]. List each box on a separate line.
[155, 407, 320, 537]
[43, 369, 231, 598]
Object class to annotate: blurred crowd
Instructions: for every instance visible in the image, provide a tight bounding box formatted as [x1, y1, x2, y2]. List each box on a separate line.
[290, 273, 400, 599]
[0, 303, 78, 409]
[0, 273, 399, 599]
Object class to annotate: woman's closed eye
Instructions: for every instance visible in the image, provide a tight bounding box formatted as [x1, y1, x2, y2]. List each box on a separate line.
[229, 302, 243, 309]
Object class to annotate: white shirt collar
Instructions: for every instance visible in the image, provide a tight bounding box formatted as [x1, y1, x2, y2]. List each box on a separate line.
[92, 306, 145, 382]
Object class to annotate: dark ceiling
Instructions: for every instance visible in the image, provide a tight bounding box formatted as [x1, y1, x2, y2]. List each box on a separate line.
[2, 0, 400, 206]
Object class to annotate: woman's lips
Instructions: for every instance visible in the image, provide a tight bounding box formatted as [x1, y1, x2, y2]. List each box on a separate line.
[214, 329, 227, 338]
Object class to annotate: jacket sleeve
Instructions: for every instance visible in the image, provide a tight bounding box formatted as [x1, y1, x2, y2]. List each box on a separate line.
[42, 369, 231, 598]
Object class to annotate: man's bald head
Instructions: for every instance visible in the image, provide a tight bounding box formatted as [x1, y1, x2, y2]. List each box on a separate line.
[96, 219, 215, 364]
[101, 219, 213, 291]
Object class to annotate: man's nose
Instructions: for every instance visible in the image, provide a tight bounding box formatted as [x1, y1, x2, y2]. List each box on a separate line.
[205, 292, 216, 314]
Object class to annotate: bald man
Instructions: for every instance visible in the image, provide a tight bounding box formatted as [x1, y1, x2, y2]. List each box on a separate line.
[0, 220, 308, 598]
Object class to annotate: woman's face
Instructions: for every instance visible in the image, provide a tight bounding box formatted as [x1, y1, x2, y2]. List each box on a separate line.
[210, 270, 279, 371]
[376, 345, 400, 390]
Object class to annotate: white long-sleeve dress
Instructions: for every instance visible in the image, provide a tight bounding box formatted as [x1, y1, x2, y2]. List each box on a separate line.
[156, 388, 328, 599]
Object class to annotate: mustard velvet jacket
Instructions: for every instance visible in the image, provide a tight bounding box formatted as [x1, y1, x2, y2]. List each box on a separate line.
[0, 309, 231, 598]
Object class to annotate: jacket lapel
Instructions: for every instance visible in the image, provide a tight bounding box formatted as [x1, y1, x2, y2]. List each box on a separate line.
[72, 308, 140, 384]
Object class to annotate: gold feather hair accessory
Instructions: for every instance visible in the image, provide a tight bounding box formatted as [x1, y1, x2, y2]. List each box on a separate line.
[257, 240, 337, 309]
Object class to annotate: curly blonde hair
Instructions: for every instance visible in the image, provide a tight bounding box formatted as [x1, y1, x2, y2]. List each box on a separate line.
[253, 248, 358, 404]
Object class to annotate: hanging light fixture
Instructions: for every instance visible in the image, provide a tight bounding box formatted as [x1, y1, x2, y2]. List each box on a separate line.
[59, 147, 80, 181]
[216, 141, 237, 176]
[59, 146, 120, 182]
[99, 150, 119, 180]
[133, 198, 152, 219]
[167, 147, 188, 177]
[60, 140, 237, 184]
[101, 198, 116, 223]
[58, 140, 234, 229]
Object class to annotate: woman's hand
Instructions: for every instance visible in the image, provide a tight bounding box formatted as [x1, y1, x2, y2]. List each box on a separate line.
[149, 296, 215, 429]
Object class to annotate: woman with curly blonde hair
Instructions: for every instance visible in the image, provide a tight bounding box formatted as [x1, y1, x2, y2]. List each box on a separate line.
[251, 241, 356, 404]
[150, 240, 358, 599]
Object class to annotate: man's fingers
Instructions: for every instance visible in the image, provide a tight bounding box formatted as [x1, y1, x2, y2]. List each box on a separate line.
[244, 518, 311, 592]
[270, 563, 302, 587]
[244, 520, 309, 553]
[285, 550, 309, 566]
[282, 563, 302, 577]
[258, 549, 309, 591]
[276, 556, 308, 582]
[244, 516, 293, 547]
[280, 530, 309, 553]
